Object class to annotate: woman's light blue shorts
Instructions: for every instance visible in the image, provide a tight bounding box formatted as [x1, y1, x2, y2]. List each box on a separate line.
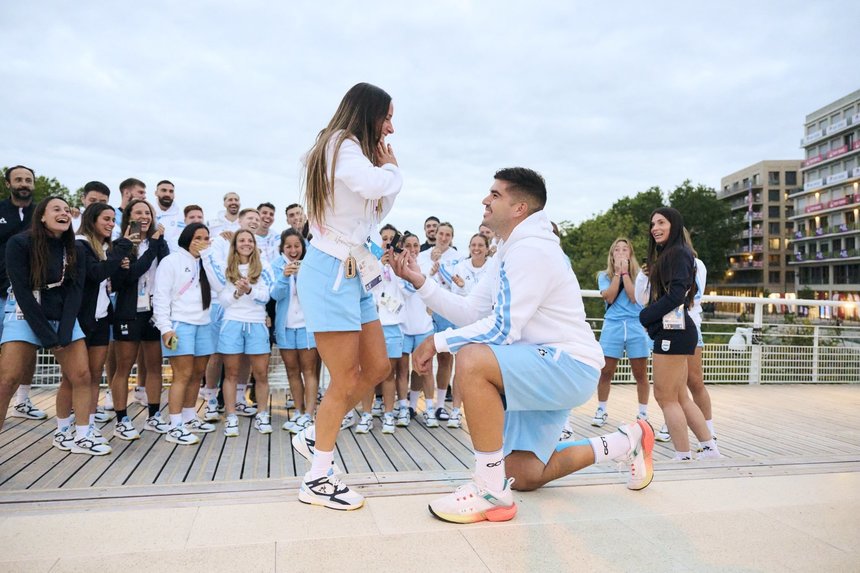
[1, 313, 85, 348]
[383, 324, 403, 359]
[162, 321, 214, 358]
[599, 318, 651, 360]
[276, 326, 316, 350]
[217, 320, 270, 355]
[402, 330, 433, 354]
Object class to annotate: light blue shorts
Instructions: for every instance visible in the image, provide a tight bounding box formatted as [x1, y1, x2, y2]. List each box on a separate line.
[163, 321, 215, 357]
[599, 318, 651, 360]
[217, 320, 270, 355]
[383, 324, 403, 359]
[276, 326, 316, 350]
[402, 330, 433, 354]
[489, 343, 599, 464]
[209, 302, 224, 348]
[432, 312, 455, 333]
[297, 244, 377, 333]
[1, 313, 86, 348]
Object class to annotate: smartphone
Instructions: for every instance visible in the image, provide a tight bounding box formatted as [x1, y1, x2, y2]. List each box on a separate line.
[129, 220, 141, 236]
[167, 335, 178, 350]
[390, 232, 403, 254]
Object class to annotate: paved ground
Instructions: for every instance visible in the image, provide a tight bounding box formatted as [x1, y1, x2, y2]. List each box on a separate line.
[0, 469, 857, 572]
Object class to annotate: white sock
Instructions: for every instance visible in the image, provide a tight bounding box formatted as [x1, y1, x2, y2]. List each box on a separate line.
[57, 416, 73, 432]
[597, 401, 607, 411]
[409, 391, 420, 409]
[705, 419, 715, 436]
[204, 388, 216, 401]
[451, 407, 461, 416]
[398, 399, 409, 409]
[588, 431, 632, 464]
[88, 414, 96, 426]
[309, 448, 334, 480]
[15, 384, 30, 403]
[236, 384, 246, 403]
[638, 404, 648, 417]
[425, 398, 434, 411]
[474, 449, 506, 491]
[674, 451, 692, 460]
[181, 407, 196, 423]
[700, 439, 718, 452]
[169, 413, 183, 428]
[75, 425, 90, 439]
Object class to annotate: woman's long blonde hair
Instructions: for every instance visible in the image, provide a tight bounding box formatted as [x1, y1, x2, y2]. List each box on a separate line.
[602, 237, 641, 279]
[225, 230, 262, 285]
[302, 83, 392, 228]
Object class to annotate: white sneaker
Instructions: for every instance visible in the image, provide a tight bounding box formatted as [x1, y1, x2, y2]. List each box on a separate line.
[636, 412, 649, 422]
[235, 402, 257, 417]
[113, 417, 140, 441]
[254, 412, 273, 434]
[655, 424, 671, 442]
[184, 417, 216, 433]
[11, 398, 48, 420]
[133, 386, 147, 406]
[143, 413, 170, 434]
[617, 420, 655, 491]
[224, 415, 240, 437]
[299, 469, 364, 510]
[203, 399, 221, 422]
[559, 420, 575, 441]
[423, 409, 439, 428]
[395, 407, 411, 427]
[591, 408, 607, 427]
[381, 413, 395, 434]
[673, 453, 693, 461]
[71, 432, 112, 456]
[94, 406, 116, 423]
[355, 412, 373, 434]
[291, 413, 312, 434]
[340, 410, 356, 431]
[89, 425, 109, 445]
[53, 427, 74, 451]
[166, 425, 200, 445]
[697, 444, 722, 460]
[371, 397, 383, 417]
[103, 389, 114, 411]
[447, 410, 462, 429]
[291, 427, 343, 475]
[285, 395, 295, 409]
[282, 412, 300, 432]
[428, 478, 517, 524]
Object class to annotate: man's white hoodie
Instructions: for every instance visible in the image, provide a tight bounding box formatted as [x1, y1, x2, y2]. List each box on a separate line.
[152, 248, 211, 334]
[416, 210, 604, 372]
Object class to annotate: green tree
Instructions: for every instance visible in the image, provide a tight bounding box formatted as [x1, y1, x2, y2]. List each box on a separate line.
[668, 180, 743, 277]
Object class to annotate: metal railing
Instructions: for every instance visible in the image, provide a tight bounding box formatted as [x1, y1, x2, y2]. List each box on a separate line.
[25, 295, 860, 386]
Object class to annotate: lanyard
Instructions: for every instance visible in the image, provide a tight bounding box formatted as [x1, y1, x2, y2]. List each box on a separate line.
[44, 248, 67, 290]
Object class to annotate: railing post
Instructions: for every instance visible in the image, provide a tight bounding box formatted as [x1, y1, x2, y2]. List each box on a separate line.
[812, 326, 820, 383]
[750, 301, 763, 385]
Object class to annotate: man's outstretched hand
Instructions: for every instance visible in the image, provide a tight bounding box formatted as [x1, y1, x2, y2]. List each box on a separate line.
[391, 249, 426, 289]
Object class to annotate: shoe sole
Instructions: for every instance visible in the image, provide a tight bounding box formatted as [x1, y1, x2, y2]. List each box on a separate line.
[447, 422, 461, 429]
[11, 412, 47, 420]
[114, 433, 140, 441]
[298, 490, 364, 511]
[428, 502, 517, 524]
[591, 419, 606, 427]
[166, 437, 200, 445]
[381, 428, 395, 434]
[256, 427, 273, 434]
[70, 446, 112, 456]
[629, 420, 655, 491]
[224, 432, 240, 438]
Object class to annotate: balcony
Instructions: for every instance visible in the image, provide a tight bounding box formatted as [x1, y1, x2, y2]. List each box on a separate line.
[791, 192, 860, 220]
[801, 140, 860, 172]
[730, 260, 764, 270]
[790, 248, 860, 265]
[789, 222, 860, 243]
[729, 194, 762, 210]
[737, 228, 764, 239]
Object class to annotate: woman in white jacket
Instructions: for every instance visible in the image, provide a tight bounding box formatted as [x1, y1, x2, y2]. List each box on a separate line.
[293, 82, 401, 510]
[152, 223, 216, 446]
[204, 229, 275, 438]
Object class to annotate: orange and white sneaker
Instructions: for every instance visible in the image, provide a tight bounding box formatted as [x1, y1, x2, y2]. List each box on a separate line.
[618, 419, 654, 490]
[428, 478, 517, 524]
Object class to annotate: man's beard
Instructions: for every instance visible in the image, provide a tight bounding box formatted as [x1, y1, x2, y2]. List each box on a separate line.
[159, 196, 173, 209]
[11, 187, 32, 201]
[227, 205, 240, 215]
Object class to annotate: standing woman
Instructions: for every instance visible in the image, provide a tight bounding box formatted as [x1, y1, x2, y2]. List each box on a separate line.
[293, 82, 401, 510]
[73, 204, 133, 436]
[109, 199, 170, 440]
[638, 208, 717, 461]
[446, 232, 491, 428]
[0, 197, 100, 454]
[591, 238, 651, 427]
[416, 221, 460, 425]
[153, 223, 216, 445]
[203, 229, 275, 437]
[272, 229, 319, 434]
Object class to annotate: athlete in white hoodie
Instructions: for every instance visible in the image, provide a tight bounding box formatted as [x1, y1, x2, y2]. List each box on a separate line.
[394, 167, 654, 525]
[152, 223, 217, 445]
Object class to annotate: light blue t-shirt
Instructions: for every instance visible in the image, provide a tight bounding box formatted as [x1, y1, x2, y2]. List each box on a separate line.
[598, 271, 643, 321]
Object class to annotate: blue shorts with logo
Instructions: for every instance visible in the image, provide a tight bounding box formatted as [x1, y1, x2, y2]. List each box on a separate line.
[163, 321, 215, 358]
[2, 313, 86, 348]
[402, 330, 433, 354]
[382, 324, 403, 359]
[489, 343, 599, 465]
[599, 318, 651, 360]
[297, 244, 377, 333]
[276, 326, 316, 350]
[218, 320, 271, 355]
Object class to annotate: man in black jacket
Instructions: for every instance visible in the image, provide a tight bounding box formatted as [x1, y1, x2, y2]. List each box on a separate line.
[0, 165, 46, 420]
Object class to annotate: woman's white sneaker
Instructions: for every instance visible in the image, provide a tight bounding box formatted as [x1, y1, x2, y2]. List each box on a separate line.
[254, 412, 273, 434]
[428, 478, 517, 524]
[224, 415, 240, 437]
[53, 427, 74, 451]
[113, 417, 140, 441]
[184, 417, 216, 433]
[203, 399, 221, 422]
[395, 408, 411, 427]
[447, 411, 462, 429]
[235, 402, 257, 417]
[103, 389, 114, 411]
[94, 406, 116, 423]
[381, 413, 395, 434]
[166, 425, 200, 446]
[355, 413, 373, 434]
[143, 413, 171, 434]
[11, 398, 47, 420]
[71, 432, 112, 456]
[89, 425, 109, 445]
[298, 469, 364, 510]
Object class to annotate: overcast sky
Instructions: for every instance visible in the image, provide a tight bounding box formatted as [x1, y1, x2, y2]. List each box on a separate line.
[3, 1, 857, 246]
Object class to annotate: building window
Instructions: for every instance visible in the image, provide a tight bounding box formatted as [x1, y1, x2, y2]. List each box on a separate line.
[768, 206, 780, 218]
[768, 172, 780, 185]
[768, 254, 780, 263]
[786, 271, 795, 284]
[768, 271, 780, 284]
[769, 222, 780, 235]
[769, 189, 781, 202]
[785, 171, 797, 185]
[752, 173, 761, 185]
[769, 239, 781, 251]
[785, 206, 794, 218]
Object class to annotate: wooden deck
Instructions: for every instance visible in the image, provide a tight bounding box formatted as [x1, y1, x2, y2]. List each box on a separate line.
[1, 384, 858, 507]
